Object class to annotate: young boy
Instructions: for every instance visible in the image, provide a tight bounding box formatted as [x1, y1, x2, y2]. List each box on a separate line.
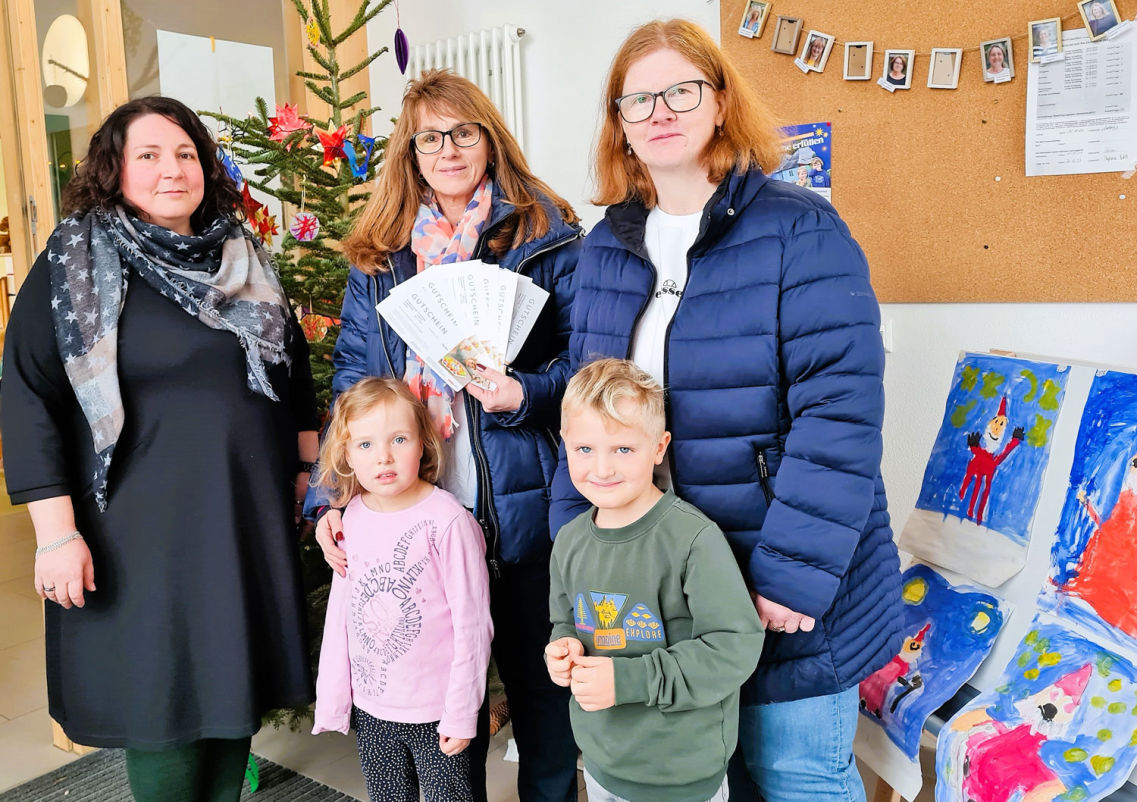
[546, 358, 765, 802]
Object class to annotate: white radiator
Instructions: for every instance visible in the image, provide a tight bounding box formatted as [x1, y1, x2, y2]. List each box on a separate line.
[409, 25, 527, 152]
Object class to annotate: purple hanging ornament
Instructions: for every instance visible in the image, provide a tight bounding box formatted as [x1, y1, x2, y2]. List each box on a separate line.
[394, 2, 409, 74]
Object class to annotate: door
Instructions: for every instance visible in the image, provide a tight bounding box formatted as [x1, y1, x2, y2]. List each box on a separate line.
[0, 0, 127, 309]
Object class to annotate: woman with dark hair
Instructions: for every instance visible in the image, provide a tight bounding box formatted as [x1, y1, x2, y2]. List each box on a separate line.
[552, 19, 902, 802]
[1, 96, 318, 801]
[307, 69, 582, 801]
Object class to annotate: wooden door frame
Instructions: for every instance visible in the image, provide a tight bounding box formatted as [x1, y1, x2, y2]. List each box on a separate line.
[0, 0, 127, 294]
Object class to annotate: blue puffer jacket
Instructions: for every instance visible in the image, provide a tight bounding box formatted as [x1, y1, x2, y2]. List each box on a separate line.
[550, 169, 903, 704]
[310, 185, 582, 571]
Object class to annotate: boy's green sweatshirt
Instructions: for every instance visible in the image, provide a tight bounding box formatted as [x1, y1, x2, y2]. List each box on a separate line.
[549, 491, 765, 802]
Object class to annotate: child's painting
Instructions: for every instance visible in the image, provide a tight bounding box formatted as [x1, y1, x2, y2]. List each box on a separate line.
[858, 564, 1007, 760]
[901, 353, 1069, 585]
[936, 615, 1137, 802]
[1041, 370, 1137, 653]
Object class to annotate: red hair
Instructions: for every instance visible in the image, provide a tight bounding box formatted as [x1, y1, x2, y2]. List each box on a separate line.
[593, 19, 784, 208]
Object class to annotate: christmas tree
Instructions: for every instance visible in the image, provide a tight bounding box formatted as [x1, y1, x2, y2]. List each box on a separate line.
[203, 0, 396, 732]
[204, 0, 393, 413]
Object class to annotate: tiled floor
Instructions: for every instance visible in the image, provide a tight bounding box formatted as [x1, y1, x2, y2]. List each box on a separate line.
[0, 491, 908, 802]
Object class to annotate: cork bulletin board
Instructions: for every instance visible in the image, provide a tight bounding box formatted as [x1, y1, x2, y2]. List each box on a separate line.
[721, 1, 1136, 302]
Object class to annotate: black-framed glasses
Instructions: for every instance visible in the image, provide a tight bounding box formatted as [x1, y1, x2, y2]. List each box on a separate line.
[614, 80, 714, 124]
[411, 122, 483, 154]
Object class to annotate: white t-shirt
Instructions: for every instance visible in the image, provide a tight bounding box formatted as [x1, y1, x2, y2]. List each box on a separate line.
[630, 206, 701, 490]
[440, 392, 478, 508]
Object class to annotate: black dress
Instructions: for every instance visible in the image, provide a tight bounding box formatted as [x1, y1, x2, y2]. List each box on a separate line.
[1, 253, 318, 748]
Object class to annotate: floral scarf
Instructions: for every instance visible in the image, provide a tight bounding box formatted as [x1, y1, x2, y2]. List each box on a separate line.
[406, 175, 493, 439]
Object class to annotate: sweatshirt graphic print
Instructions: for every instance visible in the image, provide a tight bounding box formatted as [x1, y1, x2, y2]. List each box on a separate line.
[313, 488, 493, 738]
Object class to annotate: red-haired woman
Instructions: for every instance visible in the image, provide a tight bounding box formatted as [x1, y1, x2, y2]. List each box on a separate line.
[551, 19, 903, 802]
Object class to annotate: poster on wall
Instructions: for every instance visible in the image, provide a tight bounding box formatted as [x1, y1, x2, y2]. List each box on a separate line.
[1025, 28, 1137, 176]
[900, 352, 1069, 586]
[1041, 370, 1137, 654]
[858, 564, 1008, 760]
[936, 614, 1137, 802]
[770, 122, 831, 201]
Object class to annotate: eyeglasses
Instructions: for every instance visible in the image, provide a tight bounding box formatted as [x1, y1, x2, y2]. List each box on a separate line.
[411, 122, 483, 155]
[614, 80, 714, 124]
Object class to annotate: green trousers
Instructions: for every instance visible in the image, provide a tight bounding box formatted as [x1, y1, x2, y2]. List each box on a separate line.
[124, 736, 252, 802]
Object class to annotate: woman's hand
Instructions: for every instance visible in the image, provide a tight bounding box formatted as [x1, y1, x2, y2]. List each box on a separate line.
[753, 592, 815, 635]
[315, 508, 347, 576]
[465, 365, 523, 413]
[36, 539, 95, 609]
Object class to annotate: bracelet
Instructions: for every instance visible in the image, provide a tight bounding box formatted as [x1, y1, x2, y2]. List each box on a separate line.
[298, 460, 316, 473]
[35, 531, 83, 557]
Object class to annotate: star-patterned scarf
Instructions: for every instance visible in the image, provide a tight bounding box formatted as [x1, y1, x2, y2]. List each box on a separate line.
[46, 206, 292, 511]
[405, 175, 494, 439]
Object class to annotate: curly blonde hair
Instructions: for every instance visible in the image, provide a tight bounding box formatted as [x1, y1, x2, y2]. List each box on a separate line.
[315, 378, 443, 506]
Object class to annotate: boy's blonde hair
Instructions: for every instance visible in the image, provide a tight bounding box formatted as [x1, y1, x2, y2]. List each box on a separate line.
[562, 358, 666, 436]
[315, 377, 443, 506]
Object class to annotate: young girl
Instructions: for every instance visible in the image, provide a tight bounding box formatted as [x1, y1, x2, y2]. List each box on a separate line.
[312, 377, 493, 802]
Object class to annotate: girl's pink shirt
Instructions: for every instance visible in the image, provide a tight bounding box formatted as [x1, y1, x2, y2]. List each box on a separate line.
[312, 487, 493, 738]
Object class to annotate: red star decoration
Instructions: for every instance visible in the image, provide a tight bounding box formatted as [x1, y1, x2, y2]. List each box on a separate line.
[317, 125, 349, 166]
[268, 103, 311, 149]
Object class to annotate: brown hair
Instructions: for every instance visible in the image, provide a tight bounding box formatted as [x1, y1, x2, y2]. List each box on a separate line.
[562, 358, 666, 437]
[343, 70, 579, 273]
[592, 19, 784, 208]
[315, 377, 443, 506]
[63, 96, 242, 231]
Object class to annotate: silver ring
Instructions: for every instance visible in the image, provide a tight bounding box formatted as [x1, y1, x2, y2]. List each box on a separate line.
[43, 585, 55, 593]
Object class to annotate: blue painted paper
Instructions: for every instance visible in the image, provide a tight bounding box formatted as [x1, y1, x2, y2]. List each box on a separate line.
[1041, 370, 1137, 654]
[858, 564, 1006, 759]
[914, 353, 1068, 544]
[936, 616, 1137, 802]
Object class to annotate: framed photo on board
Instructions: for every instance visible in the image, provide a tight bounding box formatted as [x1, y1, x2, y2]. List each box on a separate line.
[738, 1, 770, 39]
[771, 16, 803, 55]
[881, 49, 914, 89]
[843, 41, 873, 80]
[1078, 0, 1121, 40]
[980, 37, 1014, 82]
[1029, 17, 1062, 62]
[928, 48, 963, 89]
[797, 30, 835, 72]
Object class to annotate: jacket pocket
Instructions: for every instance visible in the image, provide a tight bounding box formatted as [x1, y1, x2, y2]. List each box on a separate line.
[755, 449, 775, 505]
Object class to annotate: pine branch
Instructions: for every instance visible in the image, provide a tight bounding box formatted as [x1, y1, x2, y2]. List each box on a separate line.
[338, 90, 367, 109]
[340, 47, 387, 81]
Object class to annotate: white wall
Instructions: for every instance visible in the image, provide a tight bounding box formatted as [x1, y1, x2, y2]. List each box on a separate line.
[881, 304, 1137, 535]
[367, 0, 719, 227]
[366, 3, 1137, 544]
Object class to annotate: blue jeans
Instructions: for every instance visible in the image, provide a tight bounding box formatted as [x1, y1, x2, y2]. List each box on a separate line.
[737, 687, 866, 802]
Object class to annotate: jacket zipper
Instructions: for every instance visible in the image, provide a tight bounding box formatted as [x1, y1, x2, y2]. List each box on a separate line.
[656, 204, 716, 485]
[456, 228, 581, 576]
[371, 259, 398, 377]
[756, 451, 775, 505]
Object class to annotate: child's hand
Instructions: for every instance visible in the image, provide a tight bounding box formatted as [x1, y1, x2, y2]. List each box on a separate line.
[544, 637, 584, 687]
[570, 655, 615, 711]
[438, 734, 470, 755]
[315, 508, 347, 576]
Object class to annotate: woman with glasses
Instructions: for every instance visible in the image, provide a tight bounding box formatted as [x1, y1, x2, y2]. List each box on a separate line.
[308, 69, 582, 802]
[550, 20, 902, 802]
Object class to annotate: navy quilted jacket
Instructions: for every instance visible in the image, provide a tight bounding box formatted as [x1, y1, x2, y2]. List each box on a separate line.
[550, 169, 903, 704]
[310, 185, 582, 571]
